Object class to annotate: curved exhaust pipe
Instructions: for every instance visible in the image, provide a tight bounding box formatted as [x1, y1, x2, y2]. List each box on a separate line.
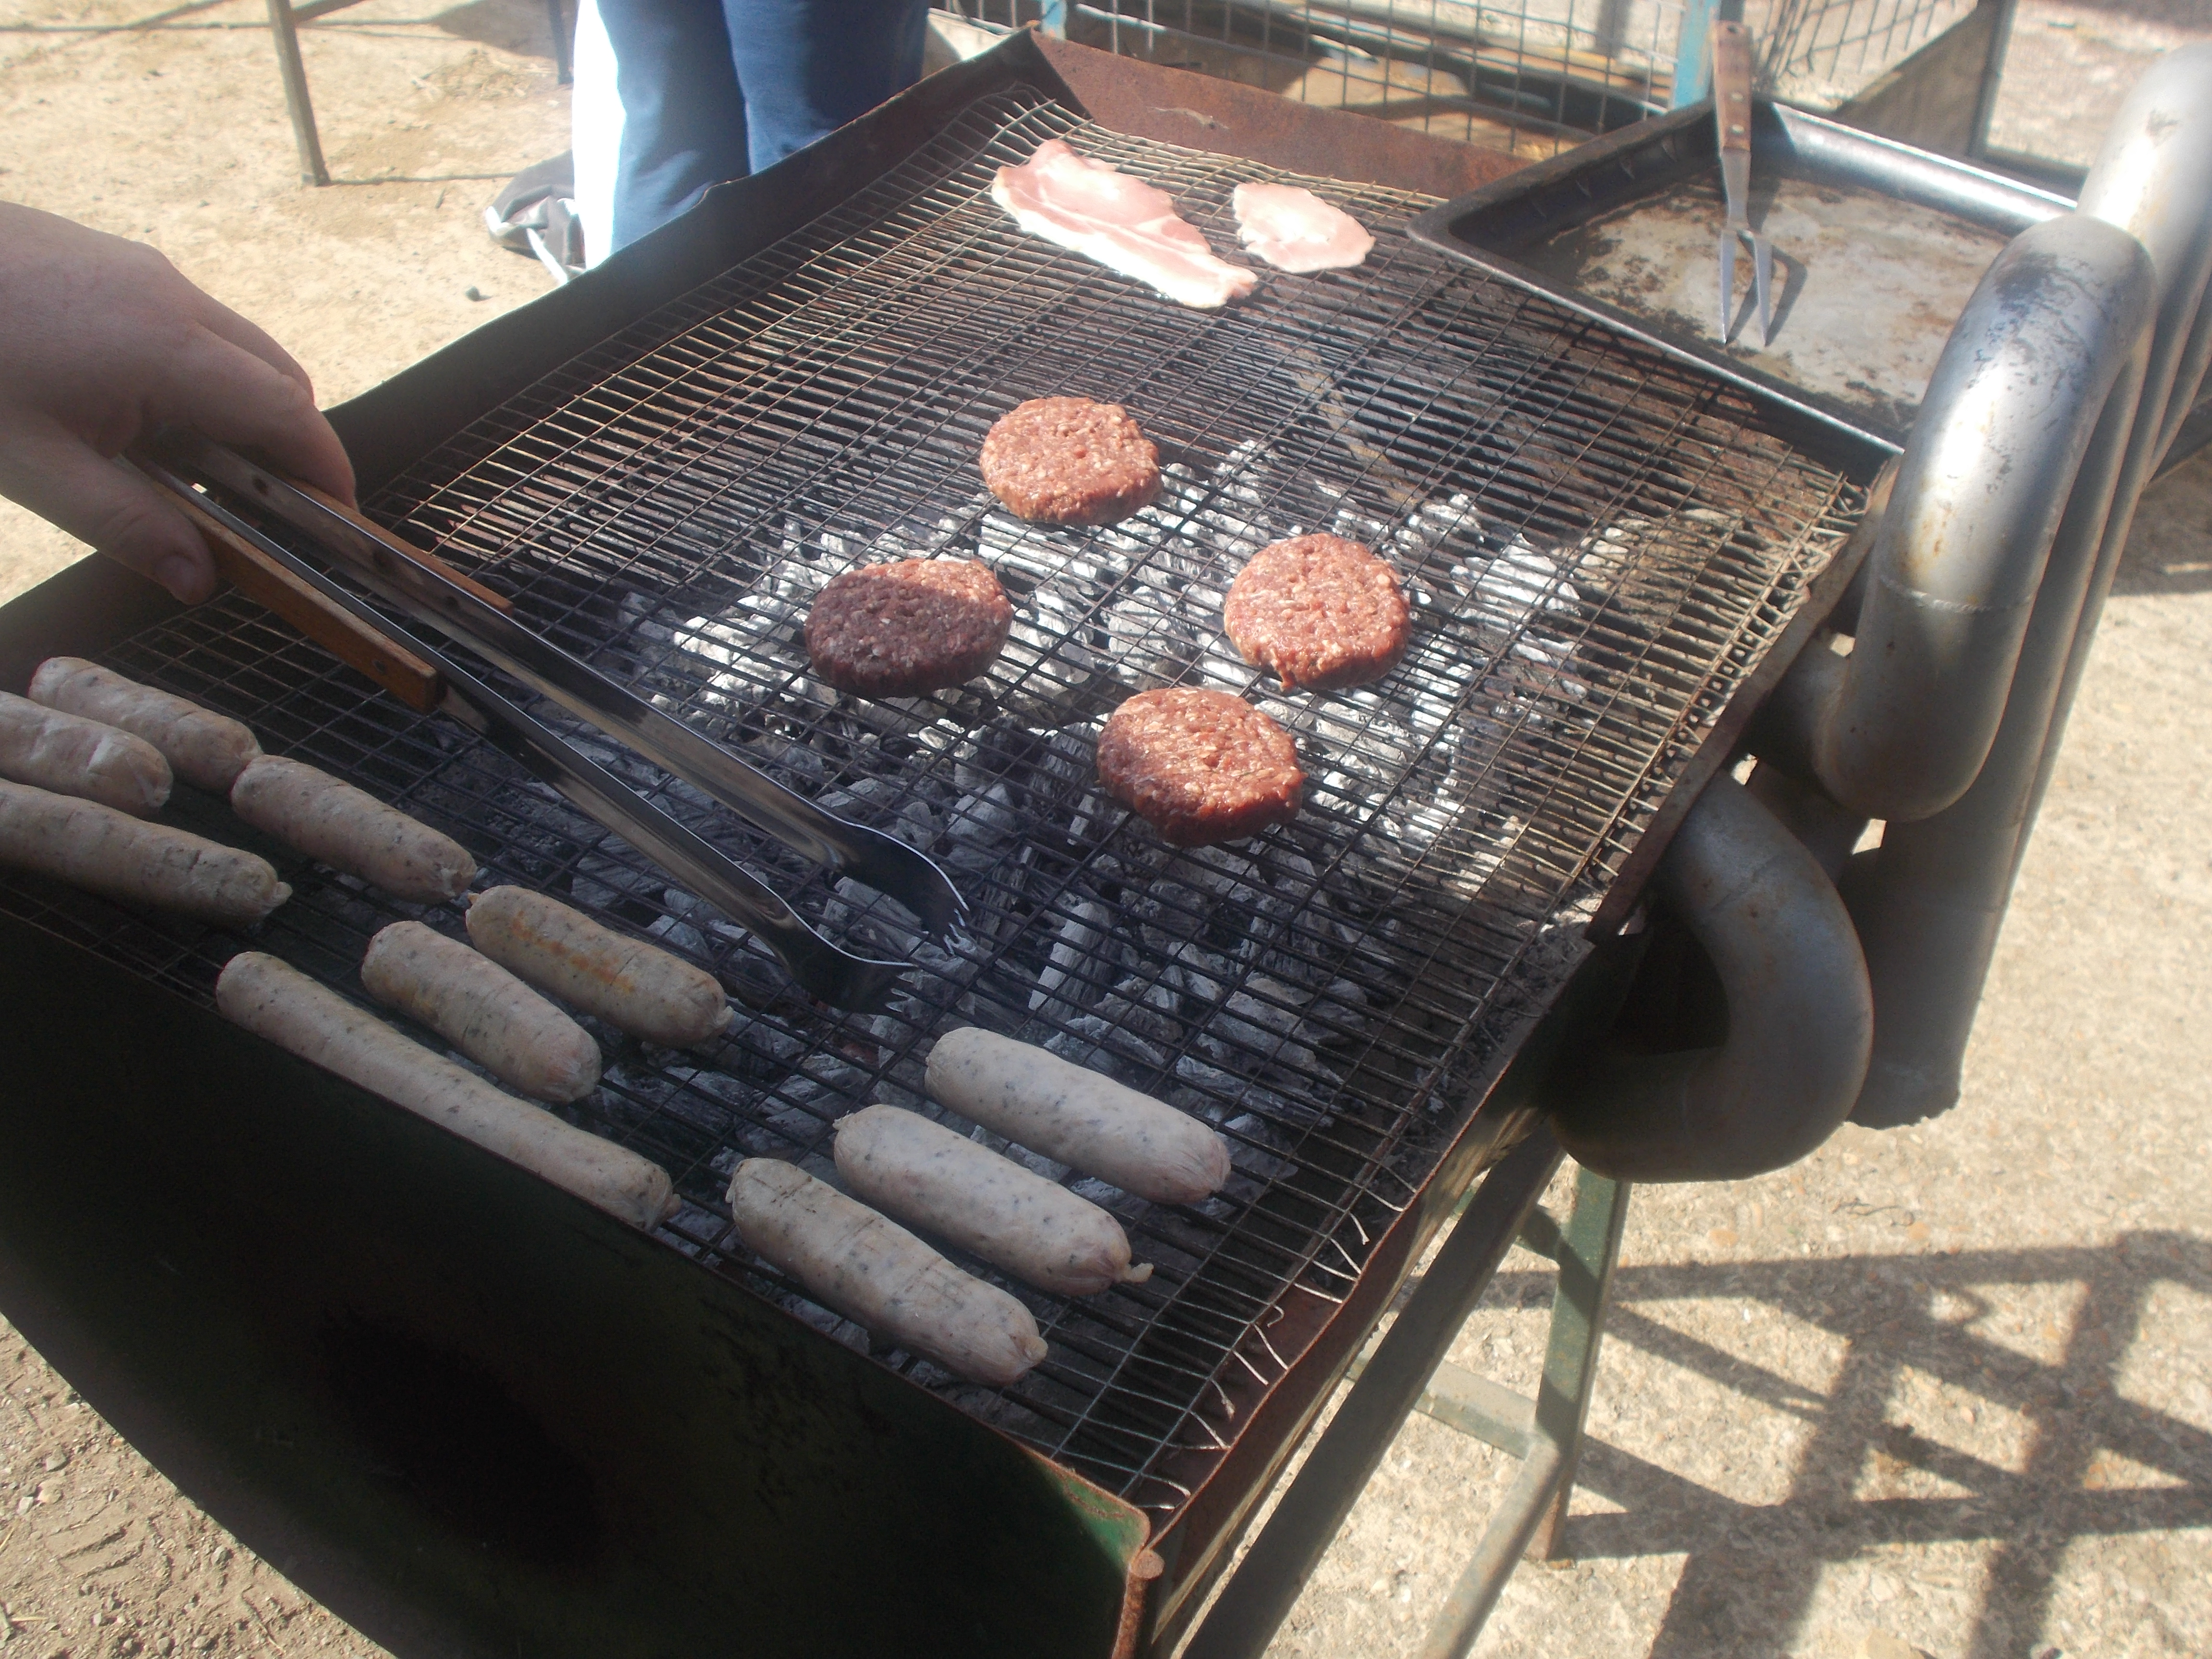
[1758, 214, 2157, 824]
[2076, 44, 2212, 467]
[2020, 45, 2212, 859]
[1840, 78, 2205, 1126]
[1847, 329, 2148, 1124]
[1547, 776, 1872, 1183]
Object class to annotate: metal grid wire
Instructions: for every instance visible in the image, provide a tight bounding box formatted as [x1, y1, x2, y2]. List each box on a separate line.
[0, 90, 1858, 1520]
[938, 0, 1973, 157]
[945, 0, 1676, 156]
[1749, 0, 1977, 110]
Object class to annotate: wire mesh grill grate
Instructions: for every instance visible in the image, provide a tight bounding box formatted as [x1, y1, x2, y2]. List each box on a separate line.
[0, 90, 1857, 1520]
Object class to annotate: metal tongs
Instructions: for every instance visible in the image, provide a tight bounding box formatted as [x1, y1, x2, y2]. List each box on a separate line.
[1712, 17, 1772, 348]
[132, 430, 966, 1014]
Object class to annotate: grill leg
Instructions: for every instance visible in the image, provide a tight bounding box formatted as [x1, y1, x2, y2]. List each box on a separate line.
[1416, 1166, 1632, 1659]
[1180, 1131, 1563, 1659]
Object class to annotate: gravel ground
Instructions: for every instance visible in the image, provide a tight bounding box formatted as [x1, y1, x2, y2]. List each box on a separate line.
[2, 3, 2208, 1656]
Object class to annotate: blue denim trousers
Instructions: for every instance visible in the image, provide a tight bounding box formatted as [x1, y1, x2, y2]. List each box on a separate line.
[597, 0, 928, 253]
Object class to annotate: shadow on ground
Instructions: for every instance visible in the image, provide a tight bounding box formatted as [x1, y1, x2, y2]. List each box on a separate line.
[1478, 1236, 2212, 1656]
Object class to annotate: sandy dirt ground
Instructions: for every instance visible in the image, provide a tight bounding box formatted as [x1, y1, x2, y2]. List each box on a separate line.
[1, 1, 2208, 1655]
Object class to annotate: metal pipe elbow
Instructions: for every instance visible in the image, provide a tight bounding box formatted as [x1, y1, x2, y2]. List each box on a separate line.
[1780, 213, 2156, 822]
[1548, 777, 1872, 1183]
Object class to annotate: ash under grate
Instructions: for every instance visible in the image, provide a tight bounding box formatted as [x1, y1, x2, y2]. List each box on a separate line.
[0, 90, 1858, 1520]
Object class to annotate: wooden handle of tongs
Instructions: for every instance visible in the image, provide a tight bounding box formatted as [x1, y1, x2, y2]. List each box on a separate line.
[285, 480, 516, 616]
[156, 484, 448, 714]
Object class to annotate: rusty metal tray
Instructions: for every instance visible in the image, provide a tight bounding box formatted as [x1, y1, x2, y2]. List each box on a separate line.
[1408, 99, 2074, 448]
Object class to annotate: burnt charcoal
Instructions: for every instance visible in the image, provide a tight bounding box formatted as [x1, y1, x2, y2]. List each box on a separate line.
[1029, 894, 1116, 1020]
[1100, 591, 1206, 691]
[1222, 1114, 1297, 1181]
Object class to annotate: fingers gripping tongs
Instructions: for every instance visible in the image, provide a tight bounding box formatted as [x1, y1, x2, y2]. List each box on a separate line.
[1712, 17, 1772, 348]
[133, 430, 965, 1014]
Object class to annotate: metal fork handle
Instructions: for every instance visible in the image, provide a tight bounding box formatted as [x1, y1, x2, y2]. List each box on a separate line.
[141, 457, 907, 1013]
[147, 431, 963, 936]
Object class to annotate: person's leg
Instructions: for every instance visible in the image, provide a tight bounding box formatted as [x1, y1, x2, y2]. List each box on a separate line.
[568, 0, 623, 267]
[721, 0, 929, 175]
[598, 0, 752, 253]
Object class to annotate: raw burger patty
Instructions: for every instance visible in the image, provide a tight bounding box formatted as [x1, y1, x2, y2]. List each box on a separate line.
[806, 558, 1013, 697]
[1096, 688, 1303, 846]
[980, 397, 1161, 526]
[1224, 533, 1410, 691]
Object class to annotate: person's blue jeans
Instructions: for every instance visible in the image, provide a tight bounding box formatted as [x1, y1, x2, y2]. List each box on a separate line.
[598, 0, 929, 255]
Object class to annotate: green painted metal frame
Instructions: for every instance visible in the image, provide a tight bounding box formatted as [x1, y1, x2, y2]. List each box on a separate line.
[1417, 1164, 1633, 1657]
[1180, 1155, 1633, 1659]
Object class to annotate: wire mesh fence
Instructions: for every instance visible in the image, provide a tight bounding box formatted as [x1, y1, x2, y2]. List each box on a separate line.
[1750, 0, 1977, 108]
[936, 0, 1979, 156]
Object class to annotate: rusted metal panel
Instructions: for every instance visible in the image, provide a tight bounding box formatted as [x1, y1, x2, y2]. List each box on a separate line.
[1034, 33, 1527, 199]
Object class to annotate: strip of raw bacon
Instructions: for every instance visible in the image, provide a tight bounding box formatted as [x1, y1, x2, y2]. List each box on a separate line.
[1231, 182, 1375, 274]
[991, 139, 1258, 310]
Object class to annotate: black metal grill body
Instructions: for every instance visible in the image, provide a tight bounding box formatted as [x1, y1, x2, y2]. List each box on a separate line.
[0, 34, 1882, 1654]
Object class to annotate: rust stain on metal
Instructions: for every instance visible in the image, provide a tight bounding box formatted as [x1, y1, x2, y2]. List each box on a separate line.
[1585, 460, 1890, 938]
[1113, 1548, 1167, 1659]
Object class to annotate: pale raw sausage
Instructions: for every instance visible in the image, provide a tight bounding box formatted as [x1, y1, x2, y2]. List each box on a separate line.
[834, 1105, 1151, 1296]
[727, 1158, 1048, 1386]
[0, 691, 172, 815]
[29, 657, 261, 793]
[230, 756, 475, 902]
[926, 1028, 1231, 1205]
[361, 921, 601, 1103]
[218, 951, 672, 1228]
[465, 886, 731, 1047]
[0, 779, 288, 923]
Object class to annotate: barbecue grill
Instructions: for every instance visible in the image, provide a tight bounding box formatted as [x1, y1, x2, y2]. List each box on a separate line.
[0, 31, 2205, 1659]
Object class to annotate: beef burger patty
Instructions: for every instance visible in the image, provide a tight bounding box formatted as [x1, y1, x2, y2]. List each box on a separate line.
[806, 558, 1013, 698]
[1096, 687, 1303, 846]
[1224, 533, 1409, 692]
[980, 397, 1161, 527]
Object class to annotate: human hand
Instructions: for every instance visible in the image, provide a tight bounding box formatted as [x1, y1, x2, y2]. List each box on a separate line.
[0, 201, 356, 603]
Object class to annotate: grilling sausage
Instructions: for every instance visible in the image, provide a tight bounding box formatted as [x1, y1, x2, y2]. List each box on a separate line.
[230, 756, 476, 902]
[926, 1028, 1231, 1205]
[834, 1104, 1153, 1297]
[0, 691, 172, 815]
[465, 886, 732, 1047]
[218, 951, 673, 1228]
[0, 778, 288, 922]
[361, 921, 601, 1103]
[28, 657, 262, 793]
[727, 1158, 1048, 1387]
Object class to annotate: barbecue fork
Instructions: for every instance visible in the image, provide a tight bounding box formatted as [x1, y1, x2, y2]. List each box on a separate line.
[1713, 18, 1772, 347]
